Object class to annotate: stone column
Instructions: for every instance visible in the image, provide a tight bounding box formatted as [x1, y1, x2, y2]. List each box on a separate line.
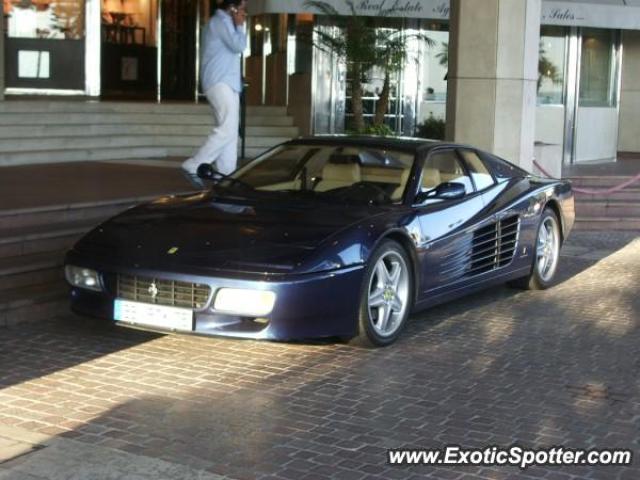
[446, 0, 541, 171]
[0, 11, 5, 101]
[618, 30, 640, 153]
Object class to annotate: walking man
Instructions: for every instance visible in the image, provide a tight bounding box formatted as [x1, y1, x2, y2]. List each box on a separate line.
[182, 0, 247, 176]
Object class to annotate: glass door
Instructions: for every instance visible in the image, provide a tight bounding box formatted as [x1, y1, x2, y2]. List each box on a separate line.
[572, 28, 622, 163]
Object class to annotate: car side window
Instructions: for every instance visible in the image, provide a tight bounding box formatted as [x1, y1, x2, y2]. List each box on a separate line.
[479, 151, 528, 179]
[420, 150, 474, 195]
[459, 150, 495, 191]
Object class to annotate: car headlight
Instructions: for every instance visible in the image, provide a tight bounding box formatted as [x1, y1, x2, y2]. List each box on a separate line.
[214, 288, 276, 317]
[65, 265, 102, 292]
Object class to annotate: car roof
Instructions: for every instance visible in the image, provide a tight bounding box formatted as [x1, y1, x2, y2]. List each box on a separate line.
[286, 135, 455, 154]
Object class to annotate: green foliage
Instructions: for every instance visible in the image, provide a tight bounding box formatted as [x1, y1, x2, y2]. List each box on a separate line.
[345, 122, 394, 136]
[305, 0, 378, 131]
[375, 30, 435, 76]
[371, 30, 434, 126]
[305, 1, 433, 131]
[304, 0, 377, 67]
[538, 43, 562, 91]
[416, 115, 445, 140]
[361, 124, 395, 137]
[436, 41, 448, 67]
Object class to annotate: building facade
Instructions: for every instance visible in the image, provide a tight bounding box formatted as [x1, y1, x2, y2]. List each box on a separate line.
[2, 0, 217, 100]
[271, 0, 634, 168]
[2, 0, 640, 170]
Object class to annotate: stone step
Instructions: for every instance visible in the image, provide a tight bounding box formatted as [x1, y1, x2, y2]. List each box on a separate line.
[0, 100, 212, 114]
[575, 200, 640, 218]
[0, 102, 296, 166]
[0, 112, 209, 126]
[0, 281, 69, 327]
[242, 147, 270, 158]
[0, 251, 65, 291]
[0, 146, 176, 166]
[0, 194, 173, 229]
[246, 106, 288, 116]
[574, 188, 640, 202]
[0, 112, 295, 127]
[569, 176, 638, 188]
[245, 136, 292, 148]
[0, 220, 97, 259]
[573, 217, 640, 231]
[0, 143, 283, 166]
[2, 148, 262, 166]
[247, 116, 294, 127]
[0, 134, 293, 153]
[246, 126, 298, 137]
[0, 100, 287, 116]
[0, 124, 299, 139]
[0, 136, 188, 152]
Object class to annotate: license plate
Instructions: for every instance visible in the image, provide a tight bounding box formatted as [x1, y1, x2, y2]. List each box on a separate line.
[114, 299, 193, 331]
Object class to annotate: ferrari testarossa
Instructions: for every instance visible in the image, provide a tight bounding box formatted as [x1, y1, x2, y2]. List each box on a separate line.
[65, 136, 574, 346]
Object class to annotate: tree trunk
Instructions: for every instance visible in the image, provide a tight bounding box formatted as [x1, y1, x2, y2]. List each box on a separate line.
[374, 72, 390, 126]
[350, 63, 365, 132]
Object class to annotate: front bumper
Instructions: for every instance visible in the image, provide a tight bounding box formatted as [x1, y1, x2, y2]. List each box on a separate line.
[67, 260, 365, 341]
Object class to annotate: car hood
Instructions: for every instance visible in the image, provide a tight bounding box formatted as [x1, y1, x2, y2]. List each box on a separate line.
[72, 190, 386, 275]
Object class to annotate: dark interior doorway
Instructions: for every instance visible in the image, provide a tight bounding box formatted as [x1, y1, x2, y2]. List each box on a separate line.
[100, 0, 158, 100]
[160, 0, 198, 100]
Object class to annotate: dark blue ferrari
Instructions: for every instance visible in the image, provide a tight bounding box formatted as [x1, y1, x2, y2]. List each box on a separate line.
[65, 136, 574, 347]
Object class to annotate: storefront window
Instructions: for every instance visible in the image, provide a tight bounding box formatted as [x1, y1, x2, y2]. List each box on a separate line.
[102, 0, 158, 47]
[100, 0, 161, 99]
[579, 28, 618, 107]
[538, 26, 566, 105]
[420, 28, 448, 112]
[4, 0, 86, 90]
[415, 23, 448, 139]
[5, 0, 85, 39]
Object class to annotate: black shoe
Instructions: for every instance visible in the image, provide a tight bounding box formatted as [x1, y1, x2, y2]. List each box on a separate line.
[181, 169, 208, 190]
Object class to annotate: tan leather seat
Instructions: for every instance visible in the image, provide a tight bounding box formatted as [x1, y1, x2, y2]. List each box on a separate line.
[392, 168, 411, 200]
[258, 179, 301, 191]
[422, 167, 441, 190]
[317, 162, 361, 191]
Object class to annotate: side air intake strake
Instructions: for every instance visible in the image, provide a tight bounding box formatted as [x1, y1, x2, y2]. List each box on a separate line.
[468, 215, 520, 275]
[440, 215, 520, 280]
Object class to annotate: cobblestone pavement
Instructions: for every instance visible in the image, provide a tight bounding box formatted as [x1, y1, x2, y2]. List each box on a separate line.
[1, 232, 639, 480]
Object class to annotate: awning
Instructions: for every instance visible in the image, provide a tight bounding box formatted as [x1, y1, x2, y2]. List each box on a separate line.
[248, 0, 640, 30]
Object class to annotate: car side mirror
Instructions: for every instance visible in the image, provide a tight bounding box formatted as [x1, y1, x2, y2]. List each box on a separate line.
[197, 163, 215, 180]
[415, 181, 466, 203]
[434, 182, 466, 199]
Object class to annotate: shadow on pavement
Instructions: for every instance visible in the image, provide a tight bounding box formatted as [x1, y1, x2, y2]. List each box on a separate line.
[1, 234, 638, 479]
[0, 316, 164, 391]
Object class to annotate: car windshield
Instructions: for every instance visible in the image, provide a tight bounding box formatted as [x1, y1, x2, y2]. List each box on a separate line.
[227, 144, 415, 205]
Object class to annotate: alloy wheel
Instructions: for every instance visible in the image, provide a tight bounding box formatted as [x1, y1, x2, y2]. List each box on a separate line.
[367, 251, 410, 337]
[536, 215, 560, 282]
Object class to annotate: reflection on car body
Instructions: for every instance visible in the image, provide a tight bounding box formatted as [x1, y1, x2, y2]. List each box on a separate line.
[65, 136, 574, 347]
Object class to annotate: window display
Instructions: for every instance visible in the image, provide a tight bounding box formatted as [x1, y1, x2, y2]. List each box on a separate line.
[5, 0, 85, 39]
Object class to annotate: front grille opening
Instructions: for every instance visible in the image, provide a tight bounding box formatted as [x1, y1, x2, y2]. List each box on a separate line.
[117, 275, 210, 309]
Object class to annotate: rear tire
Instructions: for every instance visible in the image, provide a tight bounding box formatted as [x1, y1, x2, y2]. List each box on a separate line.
[351, 240, 413, 347]
[509, 208, 561, 290]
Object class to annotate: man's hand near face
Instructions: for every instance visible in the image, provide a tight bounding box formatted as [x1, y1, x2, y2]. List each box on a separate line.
[231, 4, 247, 26]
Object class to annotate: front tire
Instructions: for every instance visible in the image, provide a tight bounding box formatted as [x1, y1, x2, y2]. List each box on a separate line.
[352, 240, 413, 347]
[510, 208, 561, 290]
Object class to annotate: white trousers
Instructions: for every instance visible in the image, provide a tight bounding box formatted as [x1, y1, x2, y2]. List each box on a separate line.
[182, 83, 239, 175]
